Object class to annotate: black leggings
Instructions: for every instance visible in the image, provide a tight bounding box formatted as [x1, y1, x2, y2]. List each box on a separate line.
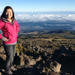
[3, 44, 16, 71]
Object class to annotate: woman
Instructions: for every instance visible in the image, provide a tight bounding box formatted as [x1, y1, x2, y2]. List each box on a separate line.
[0, 6, 19, 75]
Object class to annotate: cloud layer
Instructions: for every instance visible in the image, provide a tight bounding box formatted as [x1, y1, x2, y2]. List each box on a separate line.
[15, 13, 75, 22]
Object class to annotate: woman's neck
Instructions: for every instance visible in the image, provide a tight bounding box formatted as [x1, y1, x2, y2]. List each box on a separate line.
[7, 18, 12, 23]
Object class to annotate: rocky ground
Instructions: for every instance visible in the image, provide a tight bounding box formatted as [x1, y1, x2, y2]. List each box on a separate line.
[0, 44, 75, 75]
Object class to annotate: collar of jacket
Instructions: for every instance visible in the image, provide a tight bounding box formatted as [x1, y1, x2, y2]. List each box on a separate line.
[2, 17, 15, 25]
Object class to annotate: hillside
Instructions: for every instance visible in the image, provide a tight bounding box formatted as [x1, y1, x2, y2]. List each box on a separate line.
[0, 31, 75, 75]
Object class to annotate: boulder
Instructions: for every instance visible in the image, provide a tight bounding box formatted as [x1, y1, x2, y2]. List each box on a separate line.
[50, 61, 61, 73]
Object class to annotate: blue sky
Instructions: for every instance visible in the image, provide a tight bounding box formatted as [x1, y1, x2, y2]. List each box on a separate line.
[0, 0, 75, 12]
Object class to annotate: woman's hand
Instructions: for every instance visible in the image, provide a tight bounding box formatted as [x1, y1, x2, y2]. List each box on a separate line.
[2, 36, 9, 42]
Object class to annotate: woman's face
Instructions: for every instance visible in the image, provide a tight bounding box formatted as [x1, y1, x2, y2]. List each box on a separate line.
[6, 8, 13, 19]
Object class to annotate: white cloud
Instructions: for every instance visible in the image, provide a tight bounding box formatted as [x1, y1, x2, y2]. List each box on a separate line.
[16, 13, 75, 22]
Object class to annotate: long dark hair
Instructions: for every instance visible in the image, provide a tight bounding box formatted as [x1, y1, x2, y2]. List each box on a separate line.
[1, 6, 15, 20]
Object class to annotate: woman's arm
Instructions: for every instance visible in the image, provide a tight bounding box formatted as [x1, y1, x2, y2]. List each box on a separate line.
[0, 20, 4, 39]
[0, 20, 9, 41]
[15, 20, 19, 33]
[16, 21, 19, 33]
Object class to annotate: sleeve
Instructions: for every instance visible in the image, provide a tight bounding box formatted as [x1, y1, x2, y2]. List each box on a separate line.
[15, 20, 19, 33]
[0, 20, 4, 39]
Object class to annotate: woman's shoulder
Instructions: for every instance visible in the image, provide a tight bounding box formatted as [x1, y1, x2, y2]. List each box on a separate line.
[14, 18, 18, 22]
[0, 18, 5, 26]
[0, 18, 5, 23]
[0, 18, 3, 21]
[14, 19, 18, 23]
